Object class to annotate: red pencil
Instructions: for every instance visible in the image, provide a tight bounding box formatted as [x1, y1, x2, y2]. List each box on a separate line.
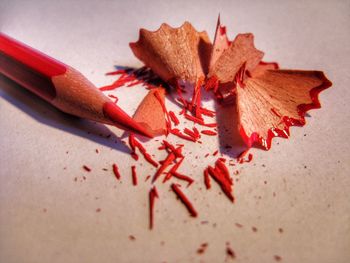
[0, 33, 152, 138]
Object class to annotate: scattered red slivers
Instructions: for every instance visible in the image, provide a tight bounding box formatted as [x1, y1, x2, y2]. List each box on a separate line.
[97, 28, 271, 232]
[97, 70, 252, 230]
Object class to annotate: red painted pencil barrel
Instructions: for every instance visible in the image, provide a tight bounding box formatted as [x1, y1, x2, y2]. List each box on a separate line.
[0, 33, 66, 100]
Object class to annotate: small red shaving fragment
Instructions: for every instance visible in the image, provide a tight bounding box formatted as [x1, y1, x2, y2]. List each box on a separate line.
[152, 151, 176, 183]
[161, 140, 184, 158]
[83, 165, 91, 172]
[107, 94, 119, 103]
[149, 186, 159, 229]
[170, 128, 196, 142]
[199, 107, 215, 117]
[183, 128, 200, 141]
[131, 166, 137, 186]
[171, 184, 198, 217]
[184, 113, 217, 128]
[112, 164, 121, 180]
[237, 149, 253, 163]
[274, 255, 282, 261]
[237, 149, 249, 159]
[207, 159, 234, 202]
[129, 134, 158, 167]
[100, 73, 136, 91]
[201, 130, 217, 136]
[169, 111, 180, 126]
[128, 134, 139, 159]
[204, 168, 211, 189]
[171, 172, 194, 186]
[226, 246, 236, 259]
[197, 243, 208, 254]
[164, 158, 194, 185]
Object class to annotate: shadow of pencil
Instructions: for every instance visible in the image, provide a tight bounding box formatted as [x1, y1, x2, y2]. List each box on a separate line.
[0, 75, 130, 154]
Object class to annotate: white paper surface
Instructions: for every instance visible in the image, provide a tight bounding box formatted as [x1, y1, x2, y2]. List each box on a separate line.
[1, 1, 349, 262]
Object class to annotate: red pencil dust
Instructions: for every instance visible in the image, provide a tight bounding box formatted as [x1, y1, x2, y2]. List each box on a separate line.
[171, 184, 198, 217]
[83, 165, 91, 172]
[149, 186, 159, 229]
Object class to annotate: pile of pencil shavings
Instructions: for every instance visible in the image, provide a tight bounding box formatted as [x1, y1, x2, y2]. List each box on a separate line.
[99, 17, 331, 229]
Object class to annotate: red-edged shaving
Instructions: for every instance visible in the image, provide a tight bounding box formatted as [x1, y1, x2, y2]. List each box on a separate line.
[237, 70, 332, 149]
[133, 87, 167, 136]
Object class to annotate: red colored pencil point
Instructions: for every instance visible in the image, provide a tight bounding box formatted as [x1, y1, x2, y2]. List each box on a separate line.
[103, 102, 153, 138]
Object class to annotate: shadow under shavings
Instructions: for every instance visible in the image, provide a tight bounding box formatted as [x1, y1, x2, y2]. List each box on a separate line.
[0, 75, 130, 154]
[214, 100, 248, 158]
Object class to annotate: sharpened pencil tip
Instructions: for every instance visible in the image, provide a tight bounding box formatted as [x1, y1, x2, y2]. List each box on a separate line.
[103, 102, 153, 138]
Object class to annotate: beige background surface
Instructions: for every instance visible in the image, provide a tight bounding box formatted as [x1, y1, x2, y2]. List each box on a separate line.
[0, 0, 349, 262]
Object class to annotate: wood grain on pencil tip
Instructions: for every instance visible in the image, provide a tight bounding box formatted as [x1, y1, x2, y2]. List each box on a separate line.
[0, 33, 152, 138]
